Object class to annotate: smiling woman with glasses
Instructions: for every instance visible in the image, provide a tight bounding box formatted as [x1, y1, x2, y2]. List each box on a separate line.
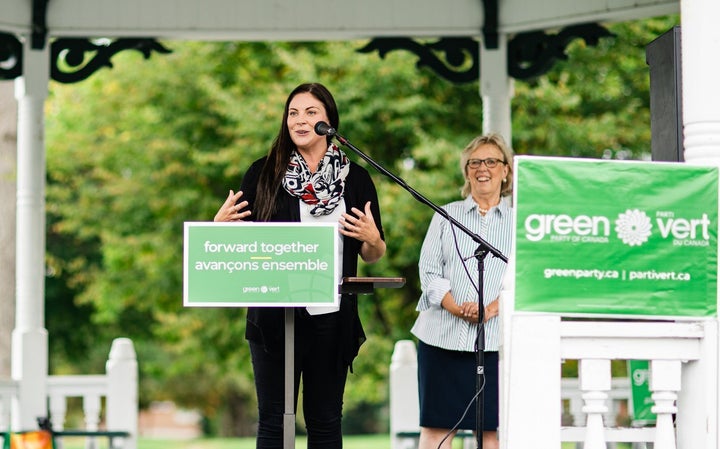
[460, 134, 514, 202]
[411, 132, 513, 449]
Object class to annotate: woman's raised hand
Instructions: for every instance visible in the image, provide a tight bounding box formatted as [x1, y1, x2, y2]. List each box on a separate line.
[214, 190, 251, 222]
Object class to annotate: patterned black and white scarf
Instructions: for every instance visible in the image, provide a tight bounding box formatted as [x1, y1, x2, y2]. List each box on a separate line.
[282, 143, 350, 216]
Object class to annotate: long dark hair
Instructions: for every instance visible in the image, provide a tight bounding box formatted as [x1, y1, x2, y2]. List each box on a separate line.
[254, 83, 340, 221]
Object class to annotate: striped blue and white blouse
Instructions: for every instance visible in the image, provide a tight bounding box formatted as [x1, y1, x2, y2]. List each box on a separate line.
[411, 195, 513, 352]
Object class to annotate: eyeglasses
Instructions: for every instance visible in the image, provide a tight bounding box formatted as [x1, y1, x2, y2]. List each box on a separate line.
[466, 158, 506, 169]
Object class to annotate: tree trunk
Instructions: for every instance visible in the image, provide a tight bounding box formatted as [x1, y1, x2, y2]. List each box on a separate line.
[0, 80, 17, 378]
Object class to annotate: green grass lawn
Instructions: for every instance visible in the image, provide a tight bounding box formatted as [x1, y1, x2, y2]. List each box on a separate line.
[58, 435, 596, 449]
[139, 435, 390, 449]
[58, 434, 392, 449]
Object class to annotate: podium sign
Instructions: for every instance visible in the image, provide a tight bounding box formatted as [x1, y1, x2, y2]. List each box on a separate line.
[514, 156, 718, 317]
[184, 222, 338, 307]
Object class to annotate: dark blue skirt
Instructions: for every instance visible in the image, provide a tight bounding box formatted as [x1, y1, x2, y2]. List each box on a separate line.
[417, 340, 498, 431]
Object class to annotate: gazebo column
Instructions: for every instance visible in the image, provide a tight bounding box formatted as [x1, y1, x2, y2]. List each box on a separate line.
[11, 36, 49, 430]
[682, 0, 720, 166]
[480, 34, 514, 144]
[681, 0, 720, 446]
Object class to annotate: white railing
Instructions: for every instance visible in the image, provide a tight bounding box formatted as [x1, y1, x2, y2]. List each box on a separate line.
[560, 370, 655, 449]
[501, 317, 716, 449]
[388, 337, 692, 449]
[390, 340, 639, 449]
[0, 380, 18, 431]
[0, 338, 138, 449]
[562, 377, 633, 428]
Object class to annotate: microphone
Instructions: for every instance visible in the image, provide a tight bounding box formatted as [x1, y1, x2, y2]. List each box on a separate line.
[314, 121, 337, 137]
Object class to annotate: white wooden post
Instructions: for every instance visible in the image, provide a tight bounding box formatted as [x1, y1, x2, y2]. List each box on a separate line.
[12, 36, 49, 431]
[106, 338, 138, 449]
[503, 314, 562, 449]
[389, 340, 419, 449]
[580, 358, 610, 449]
[680, 2, 720, 448]
[48, 392, 67, 449]
[676, 320, 718, 449]
[480, 33, 513, 143]
[83, 394, 101, 449]
[650, 360, 680, 449]
[0, 381, 17, 429]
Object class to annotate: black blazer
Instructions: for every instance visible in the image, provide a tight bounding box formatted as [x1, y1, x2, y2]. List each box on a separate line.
[239, 156, 384, 368]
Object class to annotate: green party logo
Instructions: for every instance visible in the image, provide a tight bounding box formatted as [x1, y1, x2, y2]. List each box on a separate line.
[524, 209, 711, 247]
[615, 209, 652, 246]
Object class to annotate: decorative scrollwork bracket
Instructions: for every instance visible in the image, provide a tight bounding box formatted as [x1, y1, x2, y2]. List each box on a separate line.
[0, 35, 172, 82]
[356, 23, 611, 83]
[357, 37, 479, 84]
[51, 38, 172, 83]
[508, 23, 614, 79]
[0, 31, 23, 80]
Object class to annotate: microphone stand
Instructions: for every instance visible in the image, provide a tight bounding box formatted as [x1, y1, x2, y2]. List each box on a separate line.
[326, 127, 507, 449]
[330, 130, 507, 264]
[473, 245, 488, 449]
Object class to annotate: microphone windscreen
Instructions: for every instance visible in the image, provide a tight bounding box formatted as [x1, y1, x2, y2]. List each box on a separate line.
[314, 121, 336, 136]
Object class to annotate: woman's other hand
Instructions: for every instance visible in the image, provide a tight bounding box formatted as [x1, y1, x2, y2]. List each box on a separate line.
[214, 190, 251, 222]
[340, 201, 386, 263]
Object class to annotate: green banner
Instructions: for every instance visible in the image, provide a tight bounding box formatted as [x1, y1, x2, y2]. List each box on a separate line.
[628, 360, 656, 424]
[514, 156, 718, 317]
[184, 222, 338, 307]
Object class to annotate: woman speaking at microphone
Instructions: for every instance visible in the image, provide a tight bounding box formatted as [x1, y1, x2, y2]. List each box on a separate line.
[214, 82, 386, 449]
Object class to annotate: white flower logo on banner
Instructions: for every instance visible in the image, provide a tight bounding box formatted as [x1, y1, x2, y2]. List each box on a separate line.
[615, 209, 653, 246]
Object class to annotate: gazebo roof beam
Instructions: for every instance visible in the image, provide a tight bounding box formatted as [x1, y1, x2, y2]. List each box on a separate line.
[2, 0, 678, 42]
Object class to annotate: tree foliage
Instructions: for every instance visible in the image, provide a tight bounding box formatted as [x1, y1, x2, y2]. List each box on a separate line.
[44, 15, 678, 435]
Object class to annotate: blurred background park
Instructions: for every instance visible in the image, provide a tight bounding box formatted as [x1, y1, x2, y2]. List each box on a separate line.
[1, 13, 677, 443]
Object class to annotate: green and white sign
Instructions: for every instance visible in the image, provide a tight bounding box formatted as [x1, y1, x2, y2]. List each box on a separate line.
[514, 156, 718, 317]
[628, 360, 656, 425]
[184, 222, 338, 307]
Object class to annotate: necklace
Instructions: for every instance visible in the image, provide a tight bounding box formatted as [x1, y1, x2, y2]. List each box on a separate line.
[475, 195, 500, 216]
[477, 198, 500, 215]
